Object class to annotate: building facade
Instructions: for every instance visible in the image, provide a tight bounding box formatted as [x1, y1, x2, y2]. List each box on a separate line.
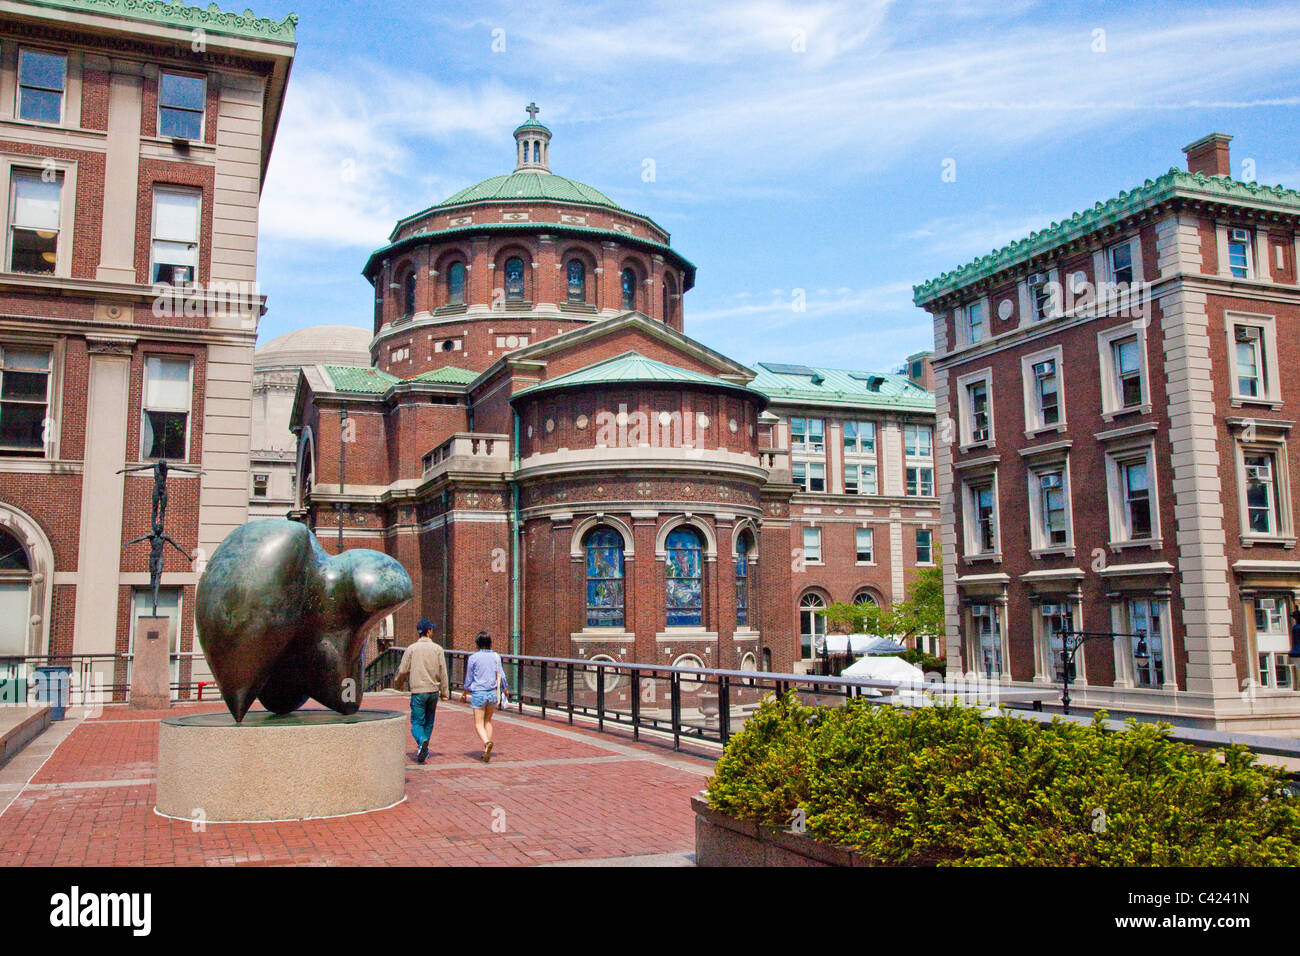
[0, 0, 294, 686]
[915, 133, 1300, 730]
[249, 325, 369, 519]
[291, 111, 938, 674]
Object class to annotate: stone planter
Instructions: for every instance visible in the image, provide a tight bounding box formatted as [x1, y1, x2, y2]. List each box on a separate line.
[692, 794, 875, 867]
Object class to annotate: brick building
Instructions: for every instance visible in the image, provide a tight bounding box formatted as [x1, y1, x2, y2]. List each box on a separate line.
[0, 0, 295, 685]
[915, 133, 1300, 729]
[291, 109, 938, 674]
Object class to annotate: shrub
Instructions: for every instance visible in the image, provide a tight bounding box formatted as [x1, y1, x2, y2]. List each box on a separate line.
[706, 693, 1300, 866]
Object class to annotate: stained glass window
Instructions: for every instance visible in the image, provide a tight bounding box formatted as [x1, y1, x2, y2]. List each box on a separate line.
[567, 259, 586, 302]
[666, 527, 703, 627]
[584, 527, 624, 628]
[505, 257, 525, 301]
[447, 262, 466, 305]
[735, 533, 750, 627]
[621, 268, 637, 310]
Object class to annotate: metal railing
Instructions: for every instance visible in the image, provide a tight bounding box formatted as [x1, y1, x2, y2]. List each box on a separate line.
[0, 653, 215, 706]
[364, 646, 1051, 751]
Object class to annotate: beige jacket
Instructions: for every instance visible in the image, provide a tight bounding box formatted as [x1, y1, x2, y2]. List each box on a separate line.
[394, 637, 450, 695]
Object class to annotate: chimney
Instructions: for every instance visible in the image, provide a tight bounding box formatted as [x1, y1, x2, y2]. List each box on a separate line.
[905, 351, 934, 391]
[1182, 132, 1232, 177]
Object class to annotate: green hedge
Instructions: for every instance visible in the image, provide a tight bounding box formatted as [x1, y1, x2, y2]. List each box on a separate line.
[706, 693, 1300, 866]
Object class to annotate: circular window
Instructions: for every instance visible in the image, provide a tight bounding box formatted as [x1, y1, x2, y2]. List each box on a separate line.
[696, 413, 710, 429]
[506, 335, 519, 348]
[545, 418, 555, 433]
[576, 414, 589, 430]
[526, 425, 534, 438]
[729, 418, 738, 433]
[673, 653, 707, 692]
[583, 654, 624, 693]
[441, 340, 455, 352]
[997, 299, 1013, 320]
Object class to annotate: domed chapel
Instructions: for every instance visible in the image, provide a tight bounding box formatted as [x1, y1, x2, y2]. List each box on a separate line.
[290, 105, 938, 674]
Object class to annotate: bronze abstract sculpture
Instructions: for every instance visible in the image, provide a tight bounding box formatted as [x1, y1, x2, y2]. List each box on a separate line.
[196, 519, 413, 722]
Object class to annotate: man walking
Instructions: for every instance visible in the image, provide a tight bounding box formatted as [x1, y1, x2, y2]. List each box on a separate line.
[393, 618, 450, 764]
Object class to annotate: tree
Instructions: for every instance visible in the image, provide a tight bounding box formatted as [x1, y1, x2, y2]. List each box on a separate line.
[824, 557, 944, 656]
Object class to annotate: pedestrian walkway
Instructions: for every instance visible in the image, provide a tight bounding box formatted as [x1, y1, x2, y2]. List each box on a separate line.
[0, 691, 714, 866]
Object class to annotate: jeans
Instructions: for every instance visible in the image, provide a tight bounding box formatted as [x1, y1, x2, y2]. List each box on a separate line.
[410, 692, 439, 747]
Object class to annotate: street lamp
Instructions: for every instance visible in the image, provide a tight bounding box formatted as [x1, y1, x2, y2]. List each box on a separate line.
[1057, 619, 1149, 715]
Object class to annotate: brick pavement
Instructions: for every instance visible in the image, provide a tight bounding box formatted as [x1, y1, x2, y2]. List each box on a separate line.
[0, 692, 715, 866]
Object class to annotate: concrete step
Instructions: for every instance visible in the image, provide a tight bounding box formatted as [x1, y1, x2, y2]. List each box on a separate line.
[0, 706, 51, 769]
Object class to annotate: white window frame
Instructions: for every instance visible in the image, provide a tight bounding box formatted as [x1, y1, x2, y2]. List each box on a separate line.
[1104, 440, 1160, 548]
[150, 186, 201, 286]
[842, 419, 876, 455]
[1220, 224, 1259, 280]
[1021, 344, 1066, 436]
[3, 160, 75, 278]
[1019, 267, 1059, 325]
[1234, 434, 1294, 546]
[962, 475, 1000, 560]
[0, 343, 55, 458]
[1027, 460, 1074, 555]
[1111, 596, 1174, 691]
[1032, 599, 1083, 685]
[140, 354, 194, 462]
[157, 71, 206, 141]
[1253, 596, 1295, 691]
[789, 416, 824, 452]
[966, 601, 1008, 680]
[1224, 312, 1281, 407]
[1096, 320, 1151, 420]
[855, 527, 874, 564]
[906, 464, 934, 497]
[802, 526, 822, 564]
[955, 367, 995, 449]
[963, 297, 987, 347]
[915, 528, 934, 565]
[15, 48, 66, 125]
[903, 424, 933, 459]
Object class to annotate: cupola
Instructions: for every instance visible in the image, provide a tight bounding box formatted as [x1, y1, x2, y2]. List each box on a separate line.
[513, 102, 552, 172]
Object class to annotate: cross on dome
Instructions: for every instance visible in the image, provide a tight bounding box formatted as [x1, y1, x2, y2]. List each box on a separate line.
[514, 102, 552, 172]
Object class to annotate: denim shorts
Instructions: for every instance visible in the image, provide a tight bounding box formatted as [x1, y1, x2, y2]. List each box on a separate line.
[470, 689, 499, 709]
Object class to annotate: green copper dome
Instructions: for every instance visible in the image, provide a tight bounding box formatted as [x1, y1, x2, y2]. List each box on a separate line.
[435, 171, 623, 211]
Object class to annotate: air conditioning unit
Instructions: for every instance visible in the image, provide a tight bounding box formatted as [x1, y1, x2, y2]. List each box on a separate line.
[972, 428, 989, 443]
[969, 604, 990, 616]
[1039, 473, 1062, 488]
[1040, 603, 1062, 616]
[1028, 272, 1049, 287]
[1231, 228, 1252, 243]
[1236, 326, 1261, 343]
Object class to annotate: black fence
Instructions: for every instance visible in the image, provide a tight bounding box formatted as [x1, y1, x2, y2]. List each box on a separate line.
[363, 646, 1044, 751]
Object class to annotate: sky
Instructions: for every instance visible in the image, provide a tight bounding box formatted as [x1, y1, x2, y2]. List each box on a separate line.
[249, 0, 1300, 373]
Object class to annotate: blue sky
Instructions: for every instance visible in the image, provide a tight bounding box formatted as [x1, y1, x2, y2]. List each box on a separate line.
[251, 0, 1300, 372]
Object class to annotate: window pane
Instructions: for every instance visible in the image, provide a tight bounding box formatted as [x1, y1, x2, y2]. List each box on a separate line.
[585, 527, 625, 628]
[154, 190, 200, 242]
[448, 263, 466, 304]
[12, 171, 62, 230]
[159, 107, 203, 140]
[566, 260, 585, 302]
[19, 50, 66, 90]
[665, 528, 702, 626]
[143, 410, 187, 459]
[160, 73, 205, 111]
[145, 357, 191, 409]
[506, 258, 525, 299]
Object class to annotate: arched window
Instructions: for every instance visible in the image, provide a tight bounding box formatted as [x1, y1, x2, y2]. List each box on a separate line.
[661, 281, 669, 321]
[505, 257, 526, 301]
[621, 267, 637, 310]
[584, 527, 625, 628]
[853, 590, 879, 607]
[665, 527, 703, 627]
[533, 141, 540, 163]
[735, 532, 751, 627]
[566, 259, 586, 303]
[403, 271, 417, 316]
[0, 527, 32, 656]
[799, 592, 827, 659]
[447, 262, 466, 305]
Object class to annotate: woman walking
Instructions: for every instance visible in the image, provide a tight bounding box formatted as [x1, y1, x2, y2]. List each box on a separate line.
[461, 631, 509, 761]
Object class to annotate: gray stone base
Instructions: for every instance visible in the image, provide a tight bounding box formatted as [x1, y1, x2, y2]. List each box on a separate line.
[693, 794, 873, 867]
[156, 709, 406, 822]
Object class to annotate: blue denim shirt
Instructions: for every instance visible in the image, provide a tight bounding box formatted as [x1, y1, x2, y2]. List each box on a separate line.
[464, 650, 507, 693]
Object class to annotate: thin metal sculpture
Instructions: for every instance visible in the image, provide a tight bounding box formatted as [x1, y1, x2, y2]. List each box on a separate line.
[118, 460, 203, 617]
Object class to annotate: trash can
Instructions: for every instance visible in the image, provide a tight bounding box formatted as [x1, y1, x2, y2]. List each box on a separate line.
[32, 664, 72, 721]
